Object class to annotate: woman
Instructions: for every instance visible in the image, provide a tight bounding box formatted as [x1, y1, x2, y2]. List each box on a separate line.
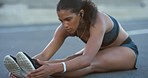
[11, 0, 138, 78]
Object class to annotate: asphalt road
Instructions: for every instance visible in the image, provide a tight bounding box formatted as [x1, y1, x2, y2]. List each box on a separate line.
[0, 19, 148, 78]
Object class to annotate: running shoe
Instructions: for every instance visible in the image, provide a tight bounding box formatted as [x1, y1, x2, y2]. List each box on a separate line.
[4, 55, 26, 78]
[16, 52, 41, 73]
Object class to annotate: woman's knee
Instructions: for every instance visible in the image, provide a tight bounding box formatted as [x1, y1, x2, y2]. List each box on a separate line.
[90, 52, 136, 72]
[90, 58, 109, 72]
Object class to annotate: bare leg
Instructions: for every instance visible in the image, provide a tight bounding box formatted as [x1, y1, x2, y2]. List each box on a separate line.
[51, 46, 137, 77]
[92, 46, 136, 72]
[49, 49, 83, 63]
[51, 67, 92, 78]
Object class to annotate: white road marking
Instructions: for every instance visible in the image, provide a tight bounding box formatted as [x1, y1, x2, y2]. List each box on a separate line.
[127, 29, 148, 36]
[0, 27, 148, 36]
[0, 26, 57, 33]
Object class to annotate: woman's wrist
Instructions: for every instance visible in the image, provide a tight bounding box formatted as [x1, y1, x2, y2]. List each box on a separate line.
[61, 62, 67, 73]
[49, 62, 65, 74]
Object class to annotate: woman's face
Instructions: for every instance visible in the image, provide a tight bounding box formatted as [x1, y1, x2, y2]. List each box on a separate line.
[57, 10, 81, 34]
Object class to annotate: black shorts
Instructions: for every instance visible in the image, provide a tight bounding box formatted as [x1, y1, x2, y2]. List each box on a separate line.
[120, 37, 138, 56]
[120, 37, 138, 69]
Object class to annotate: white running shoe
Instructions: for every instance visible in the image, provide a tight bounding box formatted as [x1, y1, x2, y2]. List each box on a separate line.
[16, 52, 41, 73]
[4, 55, 26, 78]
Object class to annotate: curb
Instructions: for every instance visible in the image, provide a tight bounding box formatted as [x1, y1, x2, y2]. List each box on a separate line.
[0, 4, 148, 27]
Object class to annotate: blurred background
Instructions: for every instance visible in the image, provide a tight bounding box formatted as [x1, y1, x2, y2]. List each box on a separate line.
[0, 0, 148, 78]
[0, 0, 148, 26]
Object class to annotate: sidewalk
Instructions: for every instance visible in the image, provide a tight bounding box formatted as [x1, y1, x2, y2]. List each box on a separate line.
[0, 3, 148, 27]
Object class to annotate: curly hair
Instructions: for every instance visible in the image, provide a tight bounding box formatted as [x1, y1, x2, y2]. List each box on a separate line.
[57, 0, 98, 27]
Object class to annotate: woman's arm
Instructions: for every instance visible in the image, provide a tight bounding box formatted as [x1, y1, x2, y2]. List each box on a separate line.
[64, 23, 105, 72]
[44, 17, 106, 73]
[28, 15, 107, 77]
[33, 24, 69, 61]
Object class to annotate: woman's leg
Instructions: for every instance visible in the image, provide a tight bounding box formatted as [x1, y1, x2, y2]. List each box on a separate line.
[51, 46, 137, 77]
[91, 46, 136, 72]
[48, 49, 84, 63]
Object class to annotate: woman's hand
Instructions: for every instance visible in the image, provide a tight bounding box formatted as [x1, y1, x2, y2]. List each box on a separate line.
[9, 73, 17, 78]
[27, 59, 55, 78]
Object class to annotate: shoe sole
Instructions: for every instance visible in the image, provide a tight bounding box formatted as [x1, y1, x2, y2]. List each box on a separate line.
[16, 52, 35, 73]
[4, 55, 26, 78]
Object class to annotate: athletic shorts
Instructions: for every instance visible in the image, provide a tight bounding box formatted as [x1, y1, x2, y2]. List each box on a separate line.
[120, 37, 138, 69]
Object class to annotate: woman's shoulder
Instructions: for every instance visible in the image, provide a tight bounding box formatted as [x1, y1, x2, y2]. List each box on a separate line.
[94, 11, 114, 33]
[92, 12, 107, 30]
[54, 25, 70, 38]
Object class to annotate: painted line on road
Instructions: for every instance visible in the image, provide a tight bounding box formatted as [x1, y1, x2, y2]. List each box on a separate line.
[0, 26, 57, 33]
[0, 27, 148, 36]
[127, 29, 148, 36]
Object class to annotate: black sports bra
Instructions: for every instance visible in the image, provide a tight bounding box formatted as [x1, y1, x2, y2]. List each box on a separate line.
[73, 15, 119, 47]
[101, 15, 119, 47]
